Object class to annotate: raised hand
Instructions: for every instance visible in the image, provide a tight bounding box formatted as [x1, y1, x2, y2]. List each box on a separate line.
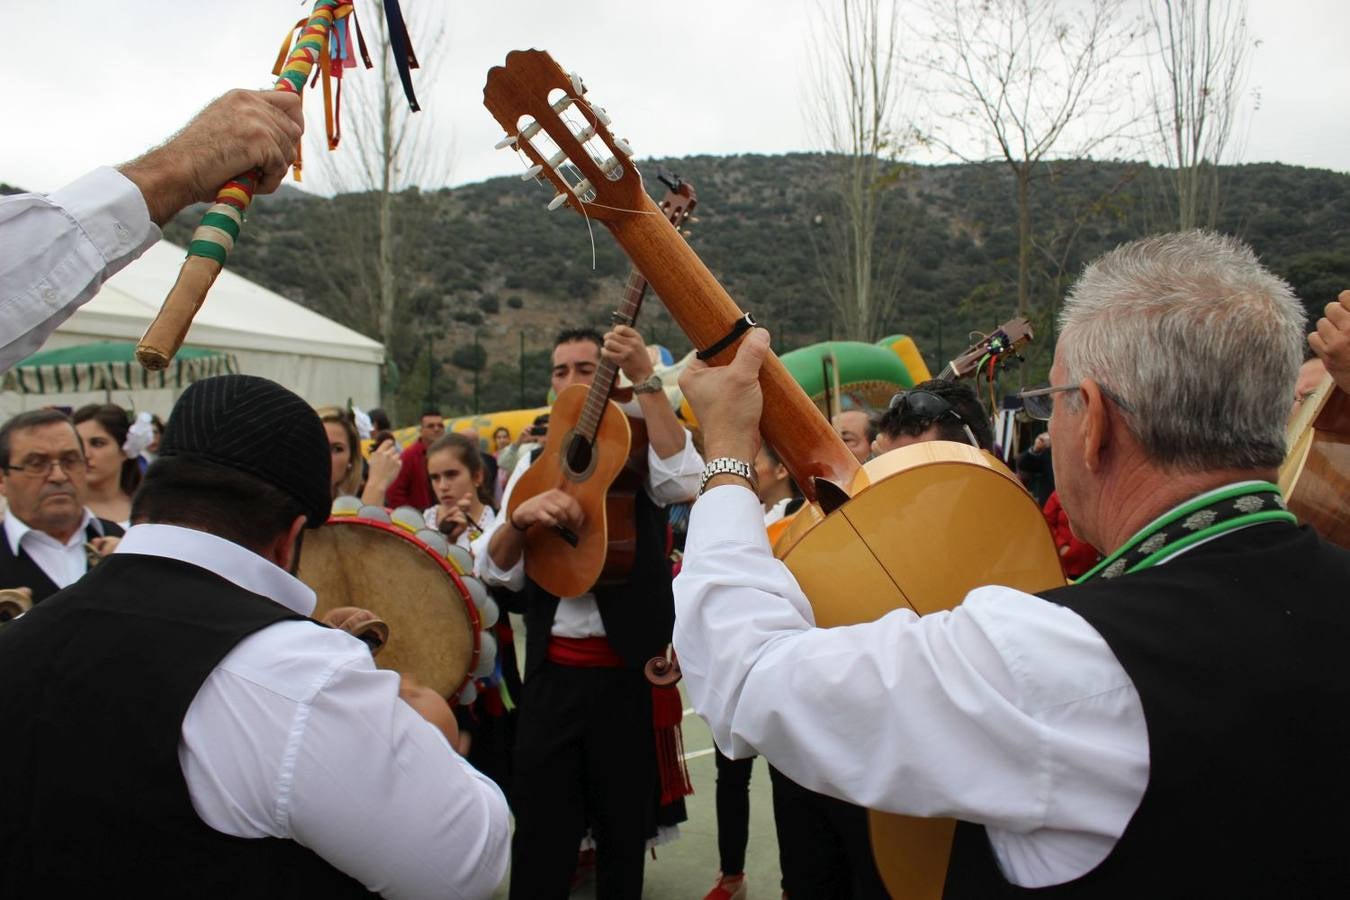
[118, 89, 305, 226]
[1309, 290, 1350, 395]
[602, 325, 654, 384]
[678, 328, 771, 462]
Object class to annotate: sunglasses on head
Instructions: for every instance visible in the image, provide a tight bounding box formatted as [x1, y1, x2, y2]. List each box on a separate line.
[887, 390, 981, 449]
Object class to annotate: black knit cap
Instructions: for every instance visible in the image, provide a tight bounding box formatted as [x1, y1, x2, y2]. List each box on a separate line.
[159, 374, 331, 527]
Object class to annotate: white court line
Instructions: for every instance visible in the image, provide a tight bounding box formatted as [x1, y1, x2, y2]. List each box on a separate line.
[682, 747, 717, 762]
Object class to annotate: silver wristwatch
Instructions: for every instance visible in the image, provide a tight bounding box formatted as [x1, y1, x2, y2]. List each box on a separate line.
[632, 373, 664, 395]
[699, 457, 757, 495]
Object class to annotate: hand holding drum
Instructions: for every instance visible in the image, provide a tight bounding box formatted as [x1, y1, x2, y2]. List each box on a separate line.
[321, 604, 461, 748]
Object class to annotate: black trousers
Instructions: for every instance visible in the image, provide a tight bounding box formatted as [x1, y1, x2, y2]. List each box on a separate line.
[509, 662, 655, 900]
[714, 747, 755, 875]
[768, 765, 888, 899]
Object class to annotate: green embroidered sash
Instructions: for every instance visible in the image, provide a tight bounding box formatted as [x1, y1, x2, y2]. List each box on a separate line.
[1076, 482, 1295, 583]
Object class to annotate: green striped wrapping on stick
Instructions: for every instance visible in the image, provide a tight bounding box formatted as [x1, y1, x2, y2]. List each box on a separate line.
[182, 0, 340, 266]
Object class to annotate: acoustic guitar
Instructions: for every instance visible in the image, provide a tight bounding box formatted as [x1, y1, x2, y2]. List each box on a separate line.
[505, 173, 698, 599]
[484, 49, 1064, 899]
[1280, 375, 1350, 549]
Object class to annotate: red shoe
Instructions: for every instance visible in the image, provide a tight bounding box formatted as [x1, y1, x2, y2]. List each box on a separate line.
[703, 871, 747, 900]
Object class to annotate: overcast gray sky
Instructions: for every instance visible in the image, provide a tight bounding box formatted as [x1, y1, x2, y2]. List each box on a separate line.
[2, 0, 1345, 195]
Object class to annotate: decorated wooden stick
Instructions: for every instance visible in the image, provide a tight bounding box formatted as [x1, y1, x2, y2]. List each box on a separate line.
[135, 0, 344, 371]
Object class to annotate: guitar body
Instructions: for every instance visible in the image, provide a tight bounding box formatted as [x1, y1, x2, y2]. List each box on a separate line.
[507, 384, 633, 598]
[776, 441, 1066, 899]
[1280, 379, 1350, 549]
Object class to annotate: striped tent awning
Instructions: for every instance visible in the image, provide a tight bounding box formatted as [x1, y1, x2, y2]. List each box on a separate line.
[2, 342, 238, 395]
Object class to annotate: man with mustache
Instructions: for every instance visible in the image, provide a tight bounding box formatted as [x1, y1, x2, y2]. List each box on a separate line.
[0, 409, 122, 604]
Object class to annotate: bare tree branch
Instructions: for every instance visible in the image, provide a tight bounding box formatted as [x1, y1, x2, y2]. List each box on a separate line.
[806, 0, 915, 342]
[301, 4, 454, 404]
[917, 0, 1144, 328]
[1145, 0, 1256, 229]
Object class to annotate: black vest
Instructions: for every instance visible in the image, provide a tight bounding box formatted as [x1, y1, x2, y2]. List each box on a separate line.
[521, 463, 675, 680]
[0, 516, 123, 602]
[944, 523, 1350, 897]
[0, 553, 372, 898]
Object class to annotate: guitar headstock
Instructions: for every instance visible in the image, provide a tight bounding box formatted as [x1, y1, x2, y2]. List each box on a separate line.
[484, 49, 645, 221]
[945, 317, 1034, 380]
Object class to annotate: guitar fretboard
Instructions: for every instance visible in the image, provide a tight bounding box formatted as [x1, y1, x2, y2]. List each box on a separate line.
[575, 266, 650, 442]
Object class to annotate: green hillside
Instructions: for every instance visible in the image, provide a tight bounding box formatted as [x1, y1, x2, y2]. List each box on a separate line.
[159, 155, 1350, 419]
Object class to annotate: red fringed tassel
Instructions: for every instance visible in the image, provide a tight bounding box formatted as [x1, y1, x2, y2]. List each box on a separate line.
[651, 684, 693, 805]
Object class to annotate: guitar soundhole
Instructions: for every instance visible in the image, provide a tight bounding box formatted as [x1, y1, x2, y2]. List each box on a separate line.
[565, 434, 594, 477]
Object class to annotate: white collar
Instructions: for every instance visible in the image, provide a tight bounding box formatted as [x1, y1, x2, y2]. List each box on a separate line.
[5, 507, 99, 555]
[113, 523, 316, 617]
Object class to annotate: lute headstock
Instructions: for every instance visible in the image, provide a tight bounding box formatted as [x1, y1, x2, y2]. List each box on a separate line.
[942, 317, 1034, 382]
[484, 49, 646, 222]
[655, 169, 697, 232]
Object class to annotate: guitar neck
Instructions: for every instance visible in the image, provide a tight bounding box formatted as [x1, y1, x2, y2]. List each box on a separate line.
[576, 267, 651, 441]
[607, 192, 859, 501]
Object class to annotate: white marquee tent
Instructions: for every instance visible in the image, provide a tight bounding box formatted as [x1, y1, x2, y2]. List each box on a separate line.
[0, 241, 384, 418]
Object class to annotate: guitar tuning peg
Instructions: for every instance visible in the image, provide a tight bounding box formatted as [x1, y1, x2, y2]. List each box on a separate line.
[687, 216, 701, 223]
[494, 134, 518, 150]
[547, 193, 569, 211]
[593, 106, 612, 126]
[521, 164, 543, 180]
[569, 71, 587, 96]
[614, 137, 634, 157]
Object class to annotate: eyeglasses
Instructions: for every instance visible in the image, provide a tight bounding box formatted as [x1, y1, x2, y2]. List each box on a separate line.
[1016, 384, 1078, 421]
[1017, 383, 1134, 421]
[887, 389, 981, 449]
[2, 453, 88, 478]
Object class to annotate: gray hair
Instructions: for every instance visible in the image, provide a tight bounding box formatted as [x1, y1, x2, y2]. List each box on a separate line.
[1057, 231, 1305, 471]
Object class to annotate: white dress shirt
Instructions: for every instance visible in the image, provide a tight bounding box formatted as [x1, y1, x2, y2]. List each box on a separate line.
[474, 426, 702, 637]
[114, 524, 511, 900]
[3, 509, 105, 590]
[673, 484, 1150, 889]
[0, 168, 159, 372]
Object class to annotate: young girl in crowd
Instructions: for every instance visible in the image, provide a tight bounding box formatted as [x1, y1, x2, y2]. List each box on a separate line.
[423, 433, 497, 548]
[72, 404, 144, 528]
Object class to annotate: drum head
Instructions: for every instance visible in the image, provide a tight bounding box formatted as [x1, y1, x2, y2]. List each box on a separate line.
[298, 518, 479, 697]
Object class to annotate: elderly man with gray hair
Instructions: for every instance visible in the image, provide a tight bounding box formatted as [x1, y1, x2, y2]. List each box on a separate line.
[672, 231, 1350, 897]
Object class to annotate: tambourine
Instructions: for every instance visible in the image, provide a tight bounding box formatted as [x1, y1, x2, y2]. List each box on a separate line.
[297, 500, 501, 701]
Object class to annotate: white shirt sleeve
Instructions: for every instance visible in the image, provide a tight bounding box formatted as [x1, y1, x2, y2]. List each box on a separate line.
[180, 620, 510, 899]
[672, 484, 1149, 888]
[473, 454, 533, 592]
[0, 167, 159, 372]
[645, 428, 703, 505]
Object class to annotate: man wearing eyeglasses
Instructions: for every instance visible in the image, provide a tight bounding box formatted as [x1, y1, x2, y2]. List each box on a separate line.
[0, 409, 122, 604]
[673, 232, 1350, 896]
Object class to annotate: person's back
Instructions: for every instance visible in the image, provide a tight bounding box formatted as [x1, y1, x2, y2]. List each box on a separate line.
[948, 520, 1350, 896]
[0, 553, 371, 897]
[0, 375, 509, 897]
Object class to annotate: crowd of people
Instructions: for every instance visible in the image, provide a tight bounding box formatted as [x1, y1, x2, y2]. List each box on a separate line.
[2, 85, 1350, 900]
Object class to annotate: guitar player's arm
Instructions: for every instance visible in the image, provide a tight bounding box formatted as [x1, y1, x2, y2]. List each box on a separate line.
[476, 455, 584, 586]
[604, 324, 703, 501]
[670, 331, 1147, 889]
